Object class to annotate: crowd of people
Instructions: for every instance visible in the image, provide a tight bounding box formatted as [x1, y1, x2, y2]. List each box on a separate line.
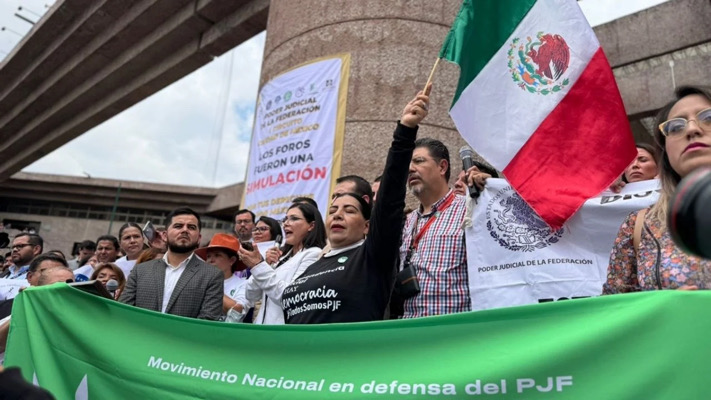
[0, 84, 709, 344]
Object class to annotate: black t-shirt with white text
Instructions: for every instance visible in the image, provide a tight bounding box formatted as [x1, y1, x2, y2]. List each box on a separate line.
[282, 123, 416, 324]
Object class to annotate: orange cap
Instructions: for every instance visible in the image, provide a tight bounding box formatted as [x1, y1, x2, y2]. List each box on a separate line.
[194, 233, 247, 271]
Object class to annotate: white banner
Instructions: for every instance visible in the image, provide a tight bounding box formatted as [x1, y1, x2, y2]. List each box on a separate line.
[0, 278, 28, 301]
[466, 178, 660, 310]
[242, 54, 350, 220]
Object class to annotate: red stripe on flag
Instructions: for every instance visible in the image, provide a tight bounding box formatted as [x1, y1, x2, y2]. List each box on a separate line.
[503, 48, 636, 230]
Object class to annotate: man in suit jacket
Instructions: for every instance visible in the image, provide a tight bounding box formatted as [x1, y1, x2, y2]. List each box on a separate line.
[119, 207, 223, 320]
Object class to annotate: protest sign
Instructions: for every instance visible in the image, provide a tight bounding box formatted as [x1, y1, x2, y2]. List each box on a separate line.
[242, 54, 350, 219]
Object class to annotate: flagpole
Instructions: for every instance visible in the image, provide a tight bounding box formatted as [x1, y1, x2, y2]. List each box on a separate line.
[424, 58, 440, 93]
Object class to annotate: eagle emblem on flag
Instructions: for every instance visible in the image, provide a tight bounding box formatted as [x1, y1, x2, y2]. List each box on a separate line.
[486, 186, 564, 252]
[508, 32, 571, 95]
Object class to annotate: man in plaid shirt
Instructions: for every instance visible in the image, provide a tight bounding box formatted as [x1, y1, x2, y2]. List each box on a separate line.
[399, 138, 471, 318]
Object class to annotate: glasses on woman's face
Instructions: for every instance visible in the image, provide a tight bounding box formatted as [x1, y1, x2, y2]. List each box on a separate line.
[252, 226, 270, 233]
[281, 215, 304, 225]
[659, 108, 711, 138]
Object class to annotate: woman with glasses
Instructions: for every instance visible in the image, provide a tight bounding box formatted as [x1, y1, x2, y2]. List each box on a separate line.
[237, 86, 430, 323]
[604, 85, 711, 293]
[231, 203, 326, 324]
[252, 216, 281, 244]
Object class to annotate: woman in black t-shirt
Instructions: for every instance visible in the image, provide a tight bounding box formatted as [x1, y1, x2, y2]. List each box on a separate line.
[279, 85, 432, 324]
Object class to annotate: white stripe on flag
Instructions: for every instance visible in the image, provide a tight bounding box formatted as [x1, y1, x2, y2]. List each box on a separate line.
[450, 0, 600, 170]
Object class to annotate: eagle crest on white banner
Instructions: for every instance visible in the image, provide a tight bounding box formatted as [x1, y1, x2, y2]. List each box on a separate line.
[466, 178, 660, 311]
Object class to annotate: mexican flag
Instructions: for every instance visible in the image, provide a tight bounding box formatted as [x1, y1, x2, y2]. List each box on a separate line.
[440, 0, 636, 229]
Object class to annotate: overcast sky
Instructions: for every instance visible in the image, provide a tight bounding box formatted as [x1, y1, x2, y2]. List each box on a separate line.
[0, 0, 668, 188]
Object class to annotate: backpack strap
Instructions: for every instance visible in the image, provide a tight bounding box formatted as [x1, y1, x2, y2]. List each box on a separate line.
[633, 208, 647, 256]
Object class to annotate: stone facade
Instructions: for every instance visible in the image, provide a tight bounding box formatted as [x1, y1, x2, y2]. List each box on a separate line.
[261, 0, 472, 197]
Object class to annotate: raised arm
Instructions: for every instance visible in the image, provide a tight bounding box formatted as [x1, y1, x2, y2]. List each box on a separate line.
[365, 85, 431, 272]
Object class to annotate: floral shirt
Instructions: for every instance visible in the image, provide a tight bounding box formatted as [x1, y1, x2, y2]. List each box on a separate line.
[604, 208, 711, 293]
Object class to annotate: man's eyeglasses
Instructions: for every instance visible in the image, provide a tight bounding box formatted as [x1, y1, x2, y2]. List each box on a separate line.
[281, 216, 304, 224]
[11, 243, 33, 251]
[252, 226, 270, 233]
[659, 108, 711, 138]
[235, 220, 253, 225]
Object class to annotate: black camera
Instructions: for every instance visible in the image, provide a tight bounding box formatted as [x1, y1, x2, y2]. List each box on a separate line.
[393, 254, 420, 299]
[669, 167, 711, 259]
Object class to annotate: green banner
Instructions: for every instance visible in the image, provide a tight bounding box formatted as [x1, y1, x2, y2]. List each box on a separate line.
[6, 284, 711, 399]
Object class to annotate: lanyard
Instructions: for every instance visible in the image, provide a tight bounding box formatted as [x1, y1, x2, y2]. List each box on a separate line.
[408, 191, 456, 253]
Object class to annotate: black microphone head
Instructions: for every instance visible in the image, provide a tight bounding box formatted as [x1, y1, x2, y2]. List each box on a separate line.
[459, 146, 475, 160]
[106, 279, 119, 292]
[669, 167, 711, 259]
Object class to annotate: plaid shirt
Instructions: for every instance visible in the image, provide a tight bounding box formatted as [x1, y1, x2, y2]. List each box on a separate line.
[400, 190, 471, 318]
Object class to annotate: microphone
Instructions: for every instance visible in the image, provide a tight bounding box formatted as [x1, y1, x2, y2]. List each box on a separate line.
[106, 279, 119, 297]
[459, 146, 480, 198]
[271, 235, 283, 268]
[669, 167, 711, 259]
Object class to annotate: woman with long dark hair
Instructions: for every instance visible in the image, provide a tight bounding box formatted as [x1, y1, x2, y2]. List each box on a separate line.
[623, 142, 660, 183]
[252, 216, 281, 244]
[231, 203, 326, 324]
[237, 86, 430, 324]
[605, 85, 711, 293]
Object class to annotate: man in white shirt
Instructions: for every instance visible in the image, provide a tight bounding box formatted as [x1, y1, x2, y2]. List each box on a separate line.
[119, 207, 223, 320]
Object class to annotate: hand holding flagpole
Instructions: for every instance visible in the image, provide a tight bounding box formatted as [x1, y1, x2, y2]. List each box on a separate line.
[424, 58, 440, 94]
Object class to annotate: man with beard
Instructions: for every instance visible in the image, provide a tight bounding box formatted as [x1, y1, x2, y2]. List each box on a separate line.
[7, 233, 43, 280]
[397, 138, 470, 318]
[119, 207, 223, 320]
[233, 209, 256, 242]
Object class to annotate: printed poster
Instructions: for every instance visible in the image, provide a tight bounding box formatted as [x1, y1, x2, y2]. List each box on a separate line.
[242, 54, 350, 220]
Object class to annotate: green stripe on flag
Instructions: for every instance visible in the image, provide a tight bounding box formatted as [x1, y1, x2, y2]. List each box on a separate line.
[440, 0, 537, 106]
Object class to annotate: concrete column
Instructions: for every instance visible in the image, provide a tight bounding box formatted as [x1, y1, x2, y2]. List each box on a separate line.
[260, 0, 467, 189]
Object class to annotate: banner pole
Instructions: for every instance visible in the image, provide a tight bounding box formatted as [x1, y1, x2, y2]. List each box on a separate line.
[424, 58, 440, 93]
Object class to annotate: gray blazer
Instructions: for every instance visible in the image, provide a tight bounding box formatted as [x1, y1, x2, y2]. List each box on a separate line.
[119, 255, 224, 320]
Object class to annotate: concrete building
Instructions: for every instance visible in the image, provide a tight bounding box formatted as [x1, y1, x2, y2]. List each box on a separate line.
[0, 172, 243, 255]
